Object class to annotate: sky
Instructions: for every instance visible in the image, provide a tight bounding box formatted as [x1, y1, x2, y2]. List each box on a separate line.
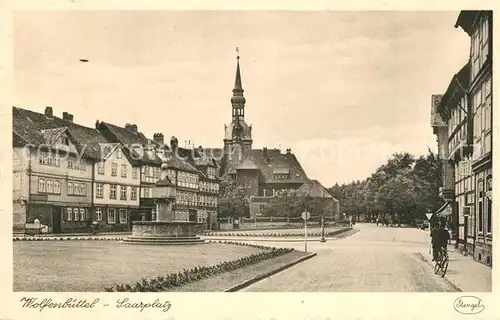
[13, 11, 471, 187]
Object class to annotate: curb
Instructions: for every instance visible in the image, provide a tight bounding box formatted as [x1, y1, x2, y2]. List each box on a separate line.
[13, 237, 125, 241]
[414, 252, 464, 292]
[224, 252, 318, 292]
[205, 227, 352, 238]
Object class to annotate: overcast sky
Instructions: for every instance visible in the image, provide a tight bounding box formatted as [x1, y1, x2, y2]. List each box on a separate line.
[13, 11, 470, 187]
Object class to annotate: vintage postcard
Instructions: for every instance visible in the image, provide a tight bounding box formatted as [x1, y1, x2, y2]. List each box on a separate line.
[0, 1, 498, 320]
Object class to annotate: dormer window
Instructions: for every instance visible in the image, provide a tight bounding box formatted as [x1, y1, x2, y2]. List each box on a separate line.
[60, 136, 70, 146]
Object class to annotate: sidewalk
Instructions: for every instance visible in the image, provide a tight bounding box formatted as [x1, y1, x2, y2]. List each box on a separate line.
[418, 244, 492, 292]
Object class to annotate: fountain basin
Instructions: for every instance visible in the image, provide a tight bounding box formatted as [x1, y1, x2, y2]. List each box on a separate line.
[122, 221, 206, 245]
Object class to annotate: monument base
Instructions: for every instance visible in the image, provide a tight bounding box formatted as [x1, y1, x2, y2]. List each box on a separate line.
[122, 221, 206, 245]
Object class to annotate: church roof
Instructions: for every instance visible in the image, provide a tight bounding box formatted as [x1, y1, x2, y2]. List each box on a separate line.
[246, 149, 309, 184]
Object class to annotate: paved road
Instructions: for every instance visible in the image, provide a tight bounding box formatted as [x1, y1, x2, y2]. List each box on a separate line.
[240, 223, 458, 292]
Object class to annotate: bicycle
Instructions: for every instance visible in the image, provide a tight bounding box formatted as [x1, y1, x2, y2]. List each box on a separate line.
[434, 246, 449, 277]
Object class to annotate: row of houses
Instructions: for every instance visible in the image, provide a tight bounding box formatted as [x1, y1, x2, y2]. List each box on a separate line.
[431, 10, 492, 267]
[13, 106, 221, 234]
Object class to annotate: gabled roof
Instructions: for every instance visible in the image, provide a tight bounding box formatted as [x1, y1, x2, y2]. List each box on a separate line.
[236, 158, 259, 170]
[98, 142, 121, 161]
[297, 179, 334, 198]
[40, 127, 68, 146]
[247, 149, 308, 184]
[437, 62, 470, 119]
[162, 153, 200, 173]
[13, 107, 109, 160]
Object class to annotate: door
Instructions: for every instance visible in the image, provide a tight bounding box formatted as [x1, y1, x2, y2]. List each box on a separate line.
[188, 210, 197, 222]
[52, 207, 62, 234]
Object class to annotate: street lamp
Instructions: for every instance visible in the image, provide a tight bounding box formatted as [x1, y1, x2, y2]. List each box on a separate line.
[320, 216, 326, 243]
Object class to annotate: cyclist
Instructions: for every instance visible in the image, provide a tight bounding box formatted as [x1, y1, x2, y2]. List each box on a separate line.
[431, 219, 450, 261]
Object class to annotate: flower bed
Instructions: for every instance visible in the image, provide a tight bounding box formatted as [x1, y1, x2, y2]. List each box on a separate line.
[104, 244, 294, 292]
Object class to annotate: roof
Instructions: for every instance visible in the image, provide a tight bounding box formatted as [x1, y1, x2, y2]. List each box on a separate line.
[455, 10, 482, 35]
[236, 158, 259, 170]
[297, 179, 334, 198]
[227, 149, 308, 184]
[13, 106, 110, 160]
[437, 62, 470, 119]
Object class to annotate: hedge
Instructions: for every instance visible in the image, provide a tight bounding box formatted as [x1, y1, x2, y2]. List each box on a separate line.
[104, 246, 294, 292]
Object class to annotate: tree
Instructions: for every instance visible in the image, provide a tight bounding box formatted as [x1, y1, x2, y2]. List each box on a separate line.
[218, 176, 247, 218]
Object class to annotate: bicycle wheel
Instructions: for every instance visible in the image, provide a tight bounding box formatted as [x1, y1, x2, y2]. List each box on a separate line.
[440, 257, 449, 278]
[434, 259, 441, 274]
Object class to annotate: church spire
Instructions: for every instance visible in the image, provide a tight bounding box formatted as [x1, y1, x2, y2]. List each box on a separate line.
[231, 48, 246, 109]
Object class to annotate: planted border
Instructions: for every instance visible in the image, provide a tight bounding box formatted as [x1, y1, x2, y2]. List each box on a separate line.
[204, 227, 352, 238]
[104, 246, 294, 292]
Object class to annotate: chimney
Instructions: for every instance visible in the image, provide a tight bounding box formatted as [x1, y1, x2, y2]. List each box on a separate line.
[153, 133, 164, 144]
[44, 106, 53, 118]
[286, 148, 291, 154]
[95, 120, 100, 129]
[263, 147, 268, 158]
[62, 112, 73, 122]
[170, 136, 179, 151]
[125, 123, 131, 130]
[130, 124, 138, 134]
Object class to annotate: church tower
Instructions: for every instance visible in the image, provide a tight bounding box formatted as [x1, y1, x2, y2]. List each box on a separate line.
[224, 51, 253, 166]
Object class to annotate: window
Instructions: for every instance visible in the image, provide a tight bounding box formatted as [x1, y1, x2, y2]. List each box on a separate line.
[110, 185, 117, 199]
[116, 148, 122, 159]
[96, 183, 104, 198]
[80, 208, 86, 221]
[121, 164, 127, 178]
[66, 208, 73, 221]
[98, 161, 105, 174]
[132, 167, 138, 179]
[80, 183, 86, 196]
[131, 187, 138, 200]
[119, 209, 127, 224]
[107, 208, 116, 224]
[144, 187, 150, 198]
[120, 186, 127, 200]
[111, 163, 118, 176]
[45, 179, 53, 193]
[95, 208, 103, 221]
[74, 183, 80, 196]
[38, 178, 45, 193]
[74, 207, 79, 221]
[54, 179, 61, 194]
[67, 181, 74, 195]
[67, 158, 74, 169]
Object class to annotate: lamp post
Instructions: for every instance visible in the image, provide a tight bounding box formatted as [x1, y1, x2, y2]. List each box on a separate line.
[320, 216, 326, 243]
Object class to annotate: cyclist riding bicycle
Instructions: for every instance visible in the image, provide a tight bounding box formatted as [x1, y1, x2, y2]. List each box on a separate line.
[431, 220, 450, 261]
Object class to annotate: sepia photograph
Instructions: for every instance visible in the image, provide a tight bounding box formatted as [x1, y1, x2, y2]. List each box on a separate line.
[10, 9, 493, 295]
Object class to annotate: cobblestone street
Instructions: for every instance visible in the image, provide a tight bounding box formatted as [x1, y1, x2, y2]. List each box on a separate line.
[239, 223, 467, 292]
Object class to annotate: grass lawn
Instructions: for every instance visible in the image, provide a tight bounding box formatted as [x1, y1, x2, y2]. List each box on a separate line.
[14, 241, 265, 292]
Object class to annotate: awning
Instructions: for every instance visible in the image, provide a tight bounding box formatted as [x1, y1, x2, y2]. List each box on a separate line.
[436, 202, 453, 217]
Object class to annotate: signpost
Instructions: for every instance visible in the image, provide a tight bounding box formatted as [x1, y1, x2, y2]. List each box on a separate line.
[301, 211, 310, 252]
[425, 212, 433, 254]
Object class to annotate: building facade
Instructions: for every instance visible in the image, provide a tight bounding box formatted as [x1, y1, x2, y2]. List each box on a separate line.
[455, 10, 493, 266]
[13, 107, 101, 234]
[433, 10, 493, 266]
[93, 143, 141, 232]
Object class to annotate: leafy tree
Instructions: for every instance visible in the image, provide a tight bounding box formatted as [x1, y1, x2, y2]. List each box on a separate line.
[218, 176, 247, 218]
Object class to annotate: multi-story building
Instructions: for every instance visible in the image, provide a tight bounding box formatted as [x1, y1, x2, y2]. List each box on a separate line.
[436, 64, 474, 255]
[93, 142, 141, 232]
[97, 123, 221, 229]
[455, 10, 493, 266]
[13, 107, 101, 234]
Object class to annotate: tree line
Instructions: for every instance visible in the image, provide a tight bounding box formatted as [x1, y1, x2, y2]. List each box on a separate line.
[328, 150, 443, 224]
